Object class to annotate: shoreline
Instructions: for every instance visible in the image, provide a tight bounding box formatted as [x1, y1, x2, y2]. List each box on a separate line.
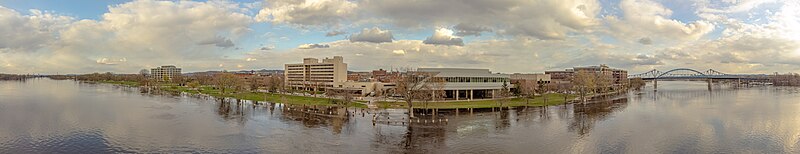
[81, 79, 639, 110]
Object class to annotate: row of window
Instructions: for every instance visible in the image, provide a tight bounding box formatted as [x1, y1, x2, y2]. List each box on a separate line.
[436, 77, 509, 83]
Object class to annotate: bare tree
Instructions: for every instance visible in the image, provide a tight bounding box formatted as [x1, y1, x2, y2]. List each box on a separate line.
[518, 80, 538, 105]
[573, 70, 596, 102]
[595, 73, 613, 94]
[629, 78, 646, 90]
[172, 75, 186, 86]
[326, 88, 354, 106]
[213, 73, 243, 94]
[421, 77, 447, 110]
[187, 81, 201, 90]
[139, 69, 150, 77]
[393, 68, 437, 118]
[495, 81, 512, 109]
[247, 76, 260, 92]
[543, 82, 557, 105]
[265, 75, 284, 93]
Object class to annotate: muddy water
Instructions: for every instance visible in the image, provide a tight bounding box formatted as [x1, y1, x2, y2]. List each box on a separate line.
[1, 79, 799, 153]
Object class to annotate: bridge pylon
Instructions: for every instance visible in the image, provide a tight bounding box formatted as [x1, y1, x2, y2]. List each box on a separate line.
[654, 79, 658, 91]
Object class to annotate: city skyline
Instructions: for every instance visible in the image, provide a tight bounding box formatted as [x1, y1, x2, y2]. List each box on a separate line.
[1, 0, 799, 74]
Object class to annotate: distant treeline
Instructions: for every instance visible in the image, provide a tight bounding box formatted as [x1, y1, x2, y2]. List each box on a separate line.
[771, 73, 800, 86]
[0, 74, 32, 81]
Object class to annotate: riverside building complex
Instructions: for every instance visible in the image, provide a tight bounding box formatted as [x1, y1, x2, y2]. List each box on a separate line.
[284, 56, 348, 91]
[418, 68, 510, 100]
[150, 65, 181, 82]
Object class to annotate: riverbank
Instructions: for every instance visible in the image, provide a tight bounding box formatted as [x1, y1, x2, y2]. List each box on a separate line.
[158, 86, 369, 108]
[375, 93, 578, 109]
[90, 80, 628, 110]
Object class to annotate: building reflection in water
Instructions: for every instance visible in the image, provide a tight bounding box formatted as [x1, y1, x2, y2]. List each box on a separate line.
[569, 98, 628, 136]
[278, 104, 351, 134]
[215, 98, 251, 125]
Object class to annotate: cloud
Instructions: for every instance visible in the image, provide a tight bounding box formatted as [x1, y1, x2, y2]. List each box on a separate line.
[638, 37, 653, 45]
[197, 36, 235, 48]
[298, 43, 331, 49]
[0, 6, 72, 52]
[423, 28, 464, 46]
[604, 0, 714, 42]
[255, 0, 357, 27]
[244, 38, 597, 73]
[0, 0, 255, 74]
[392, 49, 406, 55]
[349, 27, 393, 43]
[96, 58, 127, 65]
[452, 23, 492, 36]
[254, 0, 601, 40]
[325, 30, 347, 37]
[361, 0, 601, 40]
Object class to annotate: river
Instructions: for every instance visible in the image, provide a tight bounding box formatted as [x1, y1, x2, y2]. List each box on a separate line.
[1, 79, 799, 153]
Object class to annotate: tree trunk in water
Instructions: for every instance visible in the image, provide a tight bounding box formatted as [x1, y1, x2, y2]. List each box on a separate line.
[407, 100, 414, 118]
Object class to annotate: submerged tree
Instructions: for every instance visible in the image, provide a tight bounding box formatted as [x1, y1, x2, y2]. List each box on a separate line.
[495, 81, 512, 109]
[518, 80, 538, 105]
[393, 68, 437, 118]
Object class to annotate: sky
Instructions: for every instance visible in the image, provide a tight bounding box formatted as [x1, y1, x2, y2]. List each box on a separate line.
[0, 0, 799, 75]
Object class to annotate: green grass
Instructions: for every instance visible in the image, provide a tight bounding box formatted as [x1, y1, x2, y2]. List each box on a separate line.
[376, 93, 576, 109]
[98, 80, 573, 109]
[99, 80, 139, 86]
[161, 85, 367, 108]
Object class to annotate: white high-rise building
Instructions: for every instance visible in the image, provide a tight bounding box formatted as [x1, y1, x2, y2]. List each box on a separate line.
[151, 65, 181, 81]
[284, 56, 347, 91]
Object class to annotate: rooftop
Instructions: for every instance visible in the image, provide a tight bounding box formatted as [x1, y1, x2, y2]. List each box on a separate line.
[418, 68, 509, 78]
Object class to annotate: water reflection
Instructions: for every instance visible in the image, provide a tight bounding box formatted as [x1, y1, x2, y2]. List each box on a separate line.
[215, 98, 249, 125]
[569, 98, 628, 136]
[279, 105, 351, 134]
[3, 79, 800, 153]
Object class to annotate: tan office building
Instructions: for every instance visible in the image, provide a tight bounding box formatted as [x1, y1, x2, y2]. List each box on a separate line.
[151, 65, 181, 82]
[284, 56, 348, 91]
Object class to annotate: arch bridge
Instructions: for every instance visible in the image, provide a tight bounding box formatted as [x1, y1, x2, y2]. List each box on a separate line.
[628, 68, 768, 80]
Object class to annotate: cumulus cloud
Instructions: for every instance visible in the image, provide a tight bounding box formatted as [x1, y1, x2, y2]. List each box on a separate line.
[298, 43, 331, 49]
[243, 38, 599, 73]
[325, 30, 347, 37]
[361, 0, 601, 40]
[96, 58, 127, 65]
[392, 49, 406, 55]
[0, 0, 255, 74]
[4, 0, 800, 75]
[423, 28, 464, 46]
[254, 0, 601, 40]
[605, 0, 714, 42]
[0, 6, 72, 52]
[349, 27, 393, 43]
[255, 0, 357, 26]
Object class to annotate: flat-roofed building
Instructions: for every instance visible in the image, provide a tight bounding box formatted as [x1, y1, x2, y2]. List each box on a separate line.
[284, 56, 347, 91]
[510, 73, 551, 84]
[418, 68, 510, 100]
[151, 65, 181, 82]
[545, 69, 574, 83]
[545, 64, 628, 84]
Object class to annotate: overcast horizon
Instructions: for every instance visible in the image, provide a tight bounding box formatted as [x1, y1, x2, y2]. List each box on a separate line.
[1, 0, 799, 75]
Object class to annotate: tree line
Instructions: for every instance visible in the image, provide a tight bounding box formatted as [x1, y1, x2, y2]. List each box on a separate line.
[0, 74, 32, 81]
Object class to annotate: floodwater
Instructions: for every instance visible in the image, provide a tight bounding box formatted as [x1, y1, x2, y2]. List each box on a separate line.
[1, 79, 800, 153]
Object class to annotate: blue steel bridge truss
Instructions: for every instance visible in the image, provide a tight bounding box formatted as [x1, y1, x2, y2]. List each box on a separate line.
[628, 68, 769, 80]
